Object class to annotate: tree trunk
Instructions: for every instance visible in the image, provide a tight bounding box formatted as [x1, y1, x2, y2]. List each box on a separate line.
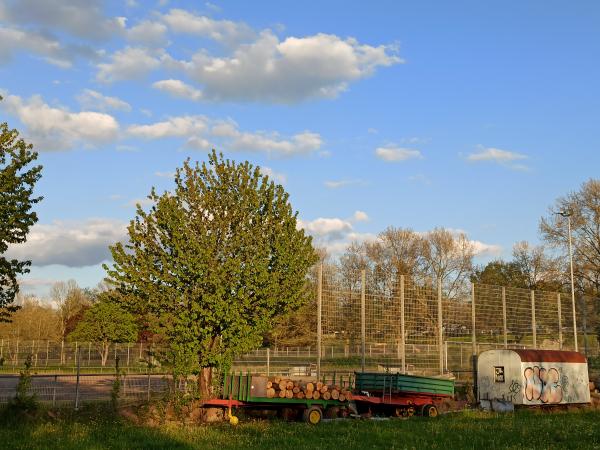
[101, 342, 109, 367]
[199, 367, 213, 398]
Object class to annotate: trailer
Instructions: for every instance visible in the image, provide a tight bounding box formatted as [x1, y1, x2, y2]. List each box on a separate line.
[352, 372, 455, 418]
[204, 372, 454, 424]
[477, 349, 590, 410]
[203, 373, 354, 424]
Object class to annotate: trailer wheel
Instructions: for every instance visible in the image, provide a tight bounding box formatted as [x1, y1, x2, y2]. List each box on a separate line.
[303, 406, 323, 425]
[420, 404, 438, 418]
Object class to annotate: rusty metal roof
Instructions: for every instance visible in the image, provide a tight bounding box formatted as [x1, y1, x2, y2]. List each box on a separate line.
[510, 349, 587, 363]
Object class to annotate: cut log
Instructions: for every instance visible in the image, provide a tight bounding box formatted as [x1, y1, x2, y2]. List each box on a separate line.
[278, 381, 288, 391]
[344, 392, 352, 401]
[266, 381, 273, 389]
[331, 390, 339, 400]
[320, 385, 328, 394]
[312, 390, 321, 400]
[323, 391, 331, 400]
[316, 382, 323, 391]
[305, 391, 313, 399]
[285, 389, 293, 399]
[278, 389, 286, 398]
[338, 394, 346, 402]
[296, 392, 305, 399]
[266, 388, 276, 398]
[306, 382, 314, 392]
[286, 381, 294, 390]
[293, 387, 300, 394]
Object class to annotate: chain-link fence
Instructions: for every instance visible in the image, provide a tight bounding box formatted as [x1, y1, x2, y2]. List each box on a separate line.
[1, 267, 598, 396]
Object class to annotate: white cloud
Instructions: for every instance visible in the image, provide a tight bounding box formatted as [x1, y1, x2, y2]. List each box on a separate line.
[324, 179, 363, 189]
[5, 219, 127, 267]
[182, 30, 401, 103]
[0, 92, 119, 151]
[127, 20, 168, 46]
[260, 166, 287, 184]
[471, 240, 503, 257]
[0, 25, 78, 68]
[128, 115, 322, 157]
[155, 171, 176, 178]
[127, 115, 208, 139]
[3, 0, 126, 41]
[407, 174, 431, 185]
[353, 211, 369, 222]
[466, 147, 529, 171]
[161, 8, 255, 46]
[96, 47, 163, 83]
[375, 146, 422, 162]
[152, 79, 203, 101]
[77, 89, 131, 112]
[467, 148, 527, 163]
[297, 217, 353, 241]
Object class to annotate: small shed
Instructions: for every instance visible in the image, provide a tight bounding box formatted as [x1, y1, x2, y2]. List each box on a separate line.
[477, 349, 590, 406]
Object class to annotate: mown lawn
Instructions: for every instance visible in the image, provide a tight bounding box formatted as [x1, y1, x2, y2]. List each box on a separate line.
[1, 406, 599, 449]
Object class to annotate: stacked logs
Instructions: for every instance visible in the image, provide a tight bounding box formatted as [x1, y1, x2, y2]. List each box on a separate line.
[265, 377, 352, 402]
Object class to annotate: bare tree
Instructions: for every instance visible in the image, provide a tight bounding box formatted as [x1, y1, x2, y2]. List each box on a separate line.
[421, 228, 475, 299]
[511, 241, 561, 290]
[540, 179, 600, 296]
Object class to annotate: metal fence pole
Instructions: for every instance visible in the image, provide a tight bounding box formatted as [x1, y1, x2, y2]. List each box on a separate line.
[572, 290, 579, 352]
[361, 269, 366, 373]
[52, 375, 57, 407]
[400, 275, 406, 374]
[437, 278, 443, 375]
[471, 284, 477, 391]
[582, 296, 589, 356]
[557, 293, 563, 350]
[45, 340, 49, 367]
[316, 263, 323, 380]
[502, 287, 508, 349]
[266, 347, 270, 376]
[74, 346, 81, 410]
[531, 290, 537, 348]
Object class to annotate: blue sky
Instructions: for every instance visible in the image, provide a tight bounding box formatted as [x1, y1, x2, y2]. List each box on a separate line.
[1, 0, 599, 297]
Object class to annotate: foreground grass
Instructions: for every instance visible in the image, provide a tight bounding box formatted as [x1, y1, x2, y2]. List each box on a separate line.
[1, 406, 599, 450]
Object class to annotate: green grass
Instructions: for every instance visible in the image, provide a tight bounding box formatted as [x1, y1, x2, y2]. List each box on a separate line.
[2, 405, 600, 450]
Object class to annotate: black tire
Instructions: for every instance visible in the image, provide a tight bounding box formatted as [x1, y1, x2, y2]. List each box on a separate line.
[303, 406, 323, 425]
[420, 404, 438, 418]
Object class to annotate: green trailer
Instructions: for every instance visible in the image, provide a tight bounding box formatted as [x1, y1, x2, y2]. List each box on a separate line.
[352, 372, 454, 417]
[203, 373, 353, 424]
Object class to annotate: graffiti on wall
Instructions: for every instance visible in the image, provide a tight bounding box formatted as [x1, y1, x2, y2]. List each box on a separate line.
[524, 366, 563, 403]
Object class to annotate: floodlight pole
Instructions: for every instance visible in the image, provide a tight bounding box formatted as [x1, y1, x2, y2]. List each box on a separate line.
[557, 211, 578, 352]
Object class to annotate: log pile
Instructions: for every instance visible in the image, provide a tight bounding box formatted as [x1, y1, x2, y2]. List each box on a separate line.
[265, 377, 352, 402]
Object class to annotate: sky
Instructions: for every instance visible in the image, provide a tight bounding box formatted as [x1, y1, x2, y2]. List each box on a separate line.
[1, 0, 599, 297]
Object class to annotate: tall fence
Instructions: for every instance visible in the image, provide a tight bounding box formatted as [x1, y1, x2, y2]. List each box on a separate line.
[1, 268, 598, 389]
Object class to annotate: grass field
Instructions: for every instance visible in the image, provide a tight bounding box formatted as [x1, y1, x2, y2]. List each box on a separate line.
[1, 406, 600, 450]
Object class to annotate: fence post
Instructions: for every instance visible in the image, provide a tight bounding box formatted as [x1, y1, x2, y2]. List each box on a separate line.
[14, 339, 19, 367]
[361, 269, 366, 373]
[127, 343, 130, 367]
[52, 374, 57, 407]
[471, 283, 477, 394]
[400, 275, 406, 374]
[60, 340, 64, 366]
[502, 287, 508, 349]
[557, 293, 563, 350]
[45, 340, 49, 367]
[571, 288, 579, 352]
[266, 347, 270, 377]
[582, 296, 589, 356]
[74, 346, 81, 410]
[437, 278, 443, 375]
[531, 290, 537, 348]
[316, 263, 323, 380]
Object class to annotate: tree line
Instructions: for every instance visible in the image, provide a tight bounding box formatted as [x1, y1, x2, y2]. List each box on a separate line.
[1, 107, 599, 395]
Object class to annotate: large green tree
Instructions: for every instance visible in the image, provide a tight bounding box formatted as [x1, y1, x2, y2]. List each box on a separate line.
[69, 295, 138, 366]
[105, 151, 317, 394]
[0, 99, 43, 322]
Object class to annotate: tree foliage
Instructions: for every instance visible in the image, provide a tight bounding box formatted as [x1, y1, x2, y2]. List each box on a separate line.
[0, 103, 43, 322]
[105, 151, 317, 392]
[69, 295, 138, 366]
